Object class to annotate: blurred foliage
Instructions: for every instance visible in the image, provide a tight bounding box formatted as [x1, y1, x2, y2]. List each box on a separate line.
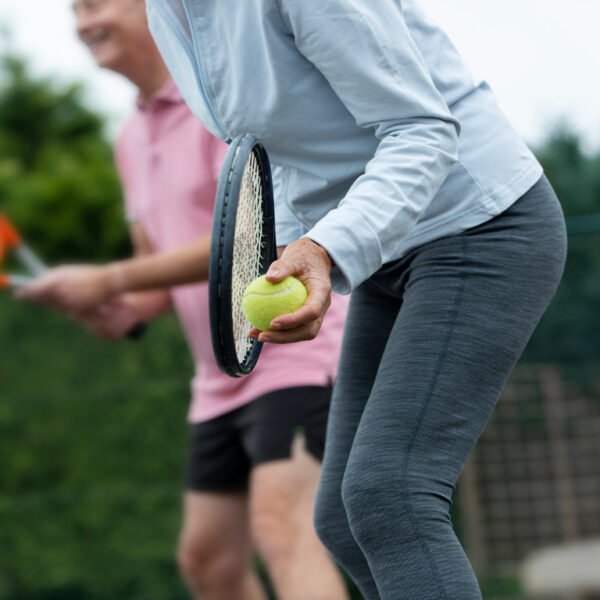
[535, 127, 600, 218]
[0, 298, 193, 600]
[480, 575, 523, 599]
[0, 52, 129, 263]
[521, 128, 600, 368]
[0, 47, 599, 600]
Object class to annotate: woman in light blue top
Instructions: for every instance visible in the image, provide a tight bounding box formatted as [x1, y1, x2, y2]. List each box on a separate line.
[147, 1, 567, 598]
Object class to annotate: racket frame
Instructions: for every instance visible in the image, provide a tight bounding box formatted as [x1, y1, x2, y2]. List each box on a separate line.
[209, 134, 276, 377]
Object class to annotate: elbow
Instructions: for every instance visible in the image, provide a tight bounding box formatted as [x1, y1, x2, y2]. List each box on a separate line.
[448, 117, 460, 158]
[422, 115, 460, 178]
[435, 115, 460, 164]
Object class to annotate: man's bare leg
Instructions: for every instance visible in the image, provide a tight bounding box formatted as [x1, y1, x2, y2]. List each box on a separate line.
[178, 491, 266, 600]
[249, 434, 349, 600]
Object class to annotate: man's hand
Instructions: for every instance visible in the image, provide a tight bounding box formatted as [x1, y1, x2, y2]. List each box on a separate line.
[249, 238, 333, 343]
[78, 298, 143, 341]
[16, 264, 119, 314]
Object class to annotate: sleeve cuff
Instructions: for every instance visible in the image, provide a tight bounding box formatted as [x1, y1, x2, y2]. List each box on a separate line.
[303, 208, 383, 294]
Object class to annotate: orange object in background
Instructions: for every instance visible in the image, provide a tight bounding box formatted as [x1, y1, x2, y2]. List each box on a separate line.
[0, 214, 22, 249]
[0, 214, 45, 288]
[0, 221, 10, 288]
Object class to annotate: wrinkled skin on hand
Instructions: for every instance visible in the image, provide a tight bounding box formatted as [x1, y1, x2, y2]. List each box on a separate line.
[249, 238, 333, 344]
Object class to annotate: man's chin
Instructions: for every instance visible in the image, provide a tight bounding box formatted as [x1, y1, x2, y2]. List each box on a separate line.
[88, 46, 120, 70]
[95, 54, 123, 72]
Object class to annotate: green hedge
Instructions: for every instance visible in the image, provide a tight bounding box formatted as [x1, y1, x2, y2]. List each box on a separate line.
[0, 297, 193, 600]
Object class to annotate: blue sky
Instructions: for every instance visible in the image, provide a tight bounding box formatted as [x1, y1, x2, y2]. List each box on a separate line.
[1, 0, 599, 149]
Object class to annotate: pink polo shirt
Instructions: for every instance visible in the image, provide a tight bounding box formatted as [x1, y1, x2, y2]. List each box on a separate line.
[115, 79, 349, 423]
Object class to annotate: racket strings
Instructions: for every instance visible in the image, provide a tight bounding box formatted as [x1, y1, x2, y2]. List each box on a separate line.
[232, 151, 265, 363]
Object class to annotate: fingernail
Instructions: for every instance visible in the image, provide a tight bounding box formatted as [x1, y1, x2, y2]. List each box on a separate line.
[267, 267, 279, 278]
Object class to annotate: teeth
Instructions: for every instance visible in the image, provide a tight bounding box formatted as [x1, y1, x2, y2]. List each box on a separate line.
[85, 29, 109, 45]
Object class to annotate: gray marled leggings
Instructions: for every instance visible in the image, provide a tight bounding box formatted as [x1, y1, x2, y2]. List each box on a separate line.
[314, 176, 567, 599]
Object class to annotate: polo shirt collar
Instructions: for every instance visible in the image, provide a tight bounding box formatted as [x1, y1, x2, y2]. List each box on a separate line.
[136, 77, 184, 111]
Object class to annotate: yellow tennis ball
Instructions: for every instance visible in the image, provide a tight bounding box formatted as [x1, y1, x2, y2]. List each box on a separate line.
[242, 275, 308, 331]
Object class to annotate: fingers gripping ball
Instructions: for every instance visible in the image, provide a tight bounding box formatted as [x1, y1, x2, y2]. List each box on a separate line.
[242, 275, 308, 331]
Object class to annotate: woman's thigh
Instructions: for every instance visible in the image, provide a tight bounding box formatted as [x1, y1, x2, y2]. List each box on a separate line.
[348, 175, 567, 493]
[320, 286, 402, 486]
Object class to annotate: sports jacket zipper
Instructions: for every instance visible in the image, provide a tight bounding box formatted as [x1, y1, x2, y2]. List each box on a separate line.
[153, 1, 231, 142]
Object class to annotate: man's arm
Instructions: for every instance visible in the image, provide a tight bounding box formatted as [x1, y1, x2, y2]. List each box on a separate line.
[67, 223, 173, 340]
[118, 222, 173, 322]
[17, 225, 211, 314]
[111, 228, 211, 295]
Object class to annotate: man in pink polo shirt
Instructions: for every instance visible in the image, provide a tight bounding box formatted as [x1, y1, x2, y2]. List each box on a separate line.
[21, 1, 349, 599]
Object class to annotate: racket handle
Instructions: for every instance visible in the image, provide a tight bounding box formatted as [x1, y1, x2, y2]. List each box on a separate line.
[14, 244, 47, 276]
[126, 322, 147, 340]
[0, 273, 34, 289]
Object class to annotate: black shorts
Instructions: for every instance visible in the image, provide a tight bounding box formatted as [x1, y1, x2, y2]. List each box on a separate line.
[185, 385, 332, 492]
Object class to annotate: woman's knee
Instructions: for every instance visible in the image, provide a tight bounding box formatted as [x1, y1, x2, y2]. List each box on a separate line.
[314, 476, 376, 569]
[313, 475, 348, 549]
[341, 463, 451, 544]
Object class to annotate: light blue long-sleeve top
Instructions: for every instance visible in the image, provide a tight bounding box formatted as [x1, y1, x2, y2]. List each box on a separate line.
[146, 0, 543, 294]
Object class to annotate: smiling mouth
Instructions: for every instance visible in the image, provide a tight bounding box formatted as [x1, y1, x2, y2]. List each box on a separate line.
[83, 30, 111, 53]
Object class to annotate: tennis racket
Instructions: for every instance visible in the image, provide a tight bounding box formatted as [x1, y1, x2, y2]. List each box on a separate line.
[0, 213, 47, 289]
[209, 134, 276, 377]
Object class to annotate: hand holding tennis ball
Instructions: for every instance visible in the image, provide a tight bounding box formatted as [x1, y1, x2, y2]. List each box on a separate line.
[242, 275, 308, 331]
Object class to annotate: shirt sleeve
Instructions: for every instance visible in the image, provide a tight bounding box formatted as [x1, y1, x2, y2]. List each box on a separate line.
[275, 0, 460, 293]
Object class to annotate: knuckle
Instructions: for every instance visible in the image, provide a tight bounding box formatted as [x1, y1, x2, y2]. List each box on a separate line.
[306, 306, 320, 321]
[305, 323, 321, 341]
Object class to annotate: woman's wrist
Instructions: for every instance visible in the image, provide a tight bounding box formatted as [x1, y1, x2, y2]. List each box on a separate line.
[303, 238, 334, 272]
